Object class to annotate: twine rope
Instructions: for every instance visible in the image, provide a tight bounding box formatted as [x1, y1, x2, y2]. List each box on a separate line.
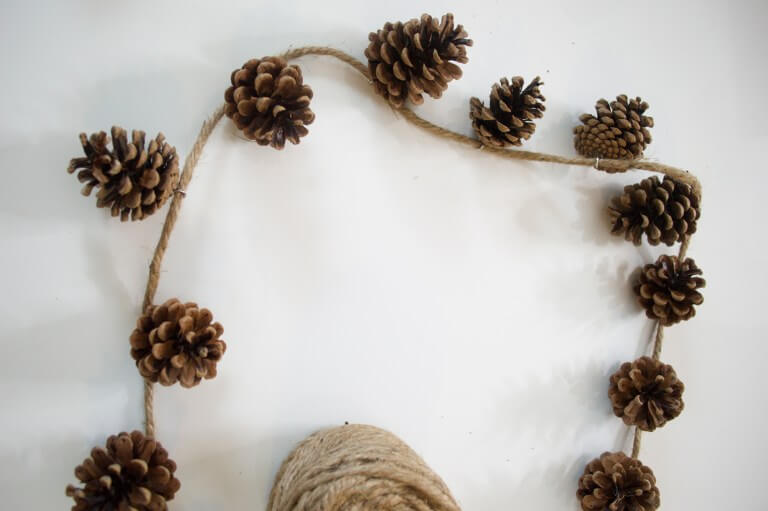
[267, 424, 461, 511]
[139, 47, 699, 464]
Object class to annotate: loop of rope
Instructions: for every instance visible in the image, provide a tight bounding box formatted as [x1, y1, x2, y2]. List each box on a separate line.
[139, 47, 700, 464]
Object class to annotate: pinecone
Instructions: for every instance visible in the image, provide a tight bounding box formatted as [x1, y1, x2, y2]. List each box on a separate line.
[130, 298, 227, 388]
[609, 357, 685, 431]
[577, 452, 660, 511]
[574, 95, 654, 160]
[66, 430, 180, 511]
[634, 255, 705, 326]
[224, 56, 315, 149]
[470, 76, 545, 147]
[610, 176, 701, 246]
[365, 13, 472, 108]
[67, 128, 179, 221]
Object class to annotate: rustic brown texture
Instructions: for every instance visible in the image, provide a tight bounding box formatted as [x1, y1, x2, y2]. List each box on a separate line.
[66, 430, 180, 511]
[365, 13, 472, 108]
[224, 56, 314, 149]
[268, 424, 460, 511]
[577, 451, 659, 511]
[634, 255, 705, 326]
[609, 356, 685, 432]
[610, 175, 700, 246]
[470, 76, 545, 147]
[67, 128, 179, 221]
[130, 298, 226, 388]
[574, 95, 654, 160]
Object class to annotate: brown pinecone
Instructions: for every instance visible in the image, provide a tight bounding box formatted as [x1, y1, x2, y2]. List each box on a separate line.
[609, 356, 684, 431]
[67, 128, 179, 221]
[365, 13, 472, 108]
[634, 255, 705, 326]
[577, 452, 660, 511]
[574, 95, 654, 159]
[610, 176, 701, 246]
[470, 76, 545, 147]
[66, 430, 180, 511]
[224, 56, 315, 149]
[130, 298, 227, 388]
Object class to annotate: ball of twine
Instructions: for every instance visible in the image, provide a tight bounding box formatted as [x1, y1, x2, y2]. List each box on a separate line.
[267, 424, 461, 511]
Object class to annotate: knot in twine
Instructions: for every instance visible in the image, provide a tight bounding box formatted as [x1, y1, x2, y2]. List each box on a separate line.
[268, 424, 461, 511]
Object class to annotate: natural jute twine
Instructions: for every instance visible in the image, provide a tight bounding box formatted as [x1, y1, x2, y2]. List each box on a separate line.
[267, 424, 460, 511]
[140, 47, 701, 469]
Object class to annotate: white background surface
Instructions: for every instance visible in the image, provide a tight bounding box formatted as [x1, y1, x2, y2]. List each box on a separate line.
[1, 1, 766, 509]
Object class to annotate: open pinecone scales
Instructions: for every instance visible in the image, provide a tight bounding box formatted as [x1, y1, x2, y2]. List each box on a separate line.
[66, 430, 180, 511]
[574, 95, 653, 159]
[577, 452, 660, 511]
[610, 176, 701, 246]
[634, 255, 705, 326]
[130, 298, 226, 388]
[225, 56, 315, 149]
[470, 76, 545, 147]
[68, 127, 179, 221]
[609, 356, 685, 431]
[365, 13, 472, 108]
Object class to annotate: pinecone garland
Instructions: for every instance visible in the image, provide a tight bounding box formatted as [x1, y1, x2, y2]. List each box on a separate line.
[609, 357, 685, 431]
[225, 56, 315, 149]
[470, 76, 545, 147]
[577, 452, 660, 511]
[130, 298, 227, 388]
[66, 430, 180, 511]
[634, 255, 705, 326]
[365, 13, 472, 108]
[610, 176, 701, 246]
[574, 95, 654, 160]
[67, 128, 179, 221]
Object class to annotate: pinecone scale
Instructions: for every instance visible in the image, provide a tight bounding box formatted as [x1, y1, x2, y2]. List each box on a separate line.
[66, 431, 180, 511]
[574, 95, 654, 159]
[609, 356, 685, 431]
[225, 57, 315, 149]
[634, 255, 705, 326]
[365, 13, 472, 108]
[610, 176, 700, 246]
[470, 76, 545, 147]
[130, 299, 226, 388]
[68, 128, 179, 221]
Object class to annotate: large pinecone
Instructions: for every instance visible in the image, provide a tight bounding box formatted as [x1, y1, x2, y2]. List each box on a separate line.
[130, 298, 227, 388]
[68, 128, 179, 221]
[365, 13, 472, 108]
[224, 56, 315, 149]
[577, 452, 660, 511]
[66, 430, 180, 511]
[610, 176, 701, 246]
[470, 76, 545, 147]
[634, 255, 705, 326]
[609, 356, 685, 431]
[574, 95, 654, 159]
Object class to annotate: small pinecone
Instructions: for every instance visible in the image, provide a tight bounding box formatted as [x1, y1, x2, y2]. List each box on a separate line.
[224, 56, 315, 149]
[610, 176, 701, 246]
[68, 128, 179, 221]
[634, 255, 705, 326]
[66, 430, 180, 511]
[574, 95, 654, 160]
[609, 356, 685, 431]
[470, 76, 545, 147]
[577, 452, 660, 511]
[130, 298, 227, 388]
[365, 13, 472, 108]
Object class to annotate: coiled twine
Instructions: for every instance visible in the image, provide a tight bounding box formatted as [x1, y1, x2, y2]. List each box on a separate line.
[267, 424, 461, 511]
